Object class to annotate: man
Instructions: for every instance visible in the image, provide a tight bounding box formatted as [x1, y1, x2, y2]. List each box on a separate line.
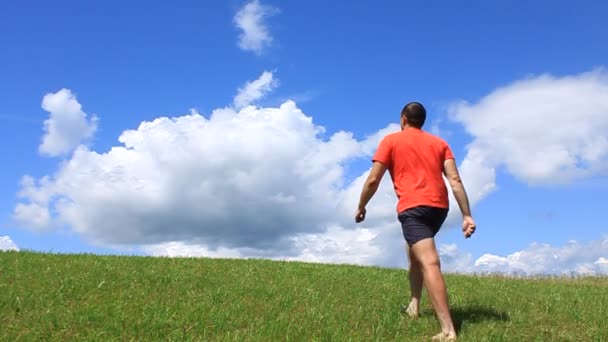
[355, 102, 476, 341]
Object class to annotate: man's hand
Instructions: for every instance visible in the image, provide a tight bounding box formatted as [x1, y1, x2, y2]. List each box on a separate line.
[462, 216, 476, 239]
[355, 207, 367, 223]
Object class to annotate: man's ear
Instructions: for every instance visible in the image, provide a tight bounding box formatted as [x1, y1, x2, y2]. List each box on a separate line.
[400, 115, 407, 130]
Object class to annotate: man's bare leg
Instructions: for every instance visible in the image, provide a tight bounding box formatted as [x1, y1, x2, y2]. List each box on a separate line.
[410, 238, 456, 339]
[405, 244, 423, 318]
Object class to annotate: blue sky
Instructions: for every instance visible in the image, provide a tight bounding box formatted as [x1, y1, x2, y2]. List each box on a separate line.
[1, 0, 607, 275]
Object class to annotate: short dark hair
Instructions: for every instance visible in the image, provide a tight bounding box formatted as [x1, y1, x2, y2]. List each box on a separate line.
[401, 102, 427, 128]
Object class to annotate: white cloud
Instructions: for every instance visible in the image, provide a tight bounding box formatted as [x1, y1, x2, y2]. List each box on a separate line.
[595, 257, 608, 275]
[13, 202, 52, 230]
[449, 68, 608, 187]
[233, 0, 278, 55]
[233, 71, 279, 109]
[14, 72, 418, 264]
[429, 120, 442, 136]
[145, 225, 385, 267]
[142, 242, 243, 259]
[39, 88, 98, 157]
[16, 85, 371, 253]
[438, 243, 474, 272]
[443, 146, 498, 227]
[0, 236, 19, 251]
[437, 68, 608, 229]
[360, 123, 401, 156]
[142, 165, 407, 268]
[13, 175, 56, 231]
[285, 226, 382, 266]
[439, 236, 608, 276]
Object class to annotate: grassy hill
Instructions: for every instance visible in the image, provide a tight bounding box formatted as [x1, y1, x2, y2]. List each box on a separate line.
[1, 251, 607, 341]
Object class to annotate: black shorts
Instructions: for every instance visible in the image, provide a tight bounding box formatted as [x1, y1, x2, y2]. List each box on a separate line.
[398, 205, 449, 246]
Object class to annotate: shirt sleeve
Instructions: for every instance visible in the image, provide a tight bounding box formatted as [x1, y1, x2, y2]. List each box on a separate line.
[443, 142, 455, 161]
[372, 135, 393, 166]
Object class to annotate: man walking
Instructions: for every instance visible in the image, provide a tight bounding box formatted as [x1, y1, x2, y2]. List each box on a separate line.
[355, 102, 476, 341]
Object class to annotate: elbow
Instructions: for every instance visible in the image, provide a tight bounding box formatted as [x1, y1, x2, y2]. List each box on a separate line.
[366, 177, 381, 189]
[450, 176, 462, 184]
[449, 177, 463, 190]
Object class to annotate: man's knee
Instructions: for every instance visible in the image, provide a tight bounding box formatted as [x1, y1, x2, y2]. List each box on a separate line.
[411, 238, 441, 270]
[420, 256, 441, 272]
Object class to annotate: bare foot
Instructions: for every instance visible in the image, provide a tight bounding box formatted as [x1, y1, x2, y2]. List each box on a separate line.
[431, 332, 456, 341]
[400, 301, 420, 318]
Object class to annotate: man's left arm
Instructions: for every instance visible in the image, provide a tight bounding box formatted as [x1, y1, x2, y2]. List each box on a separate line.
[355, 161, 388, 223]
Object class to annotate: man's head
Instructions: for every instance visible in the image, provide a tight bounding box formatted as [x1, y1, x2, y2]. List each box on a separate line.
[400, 102, 426, 130]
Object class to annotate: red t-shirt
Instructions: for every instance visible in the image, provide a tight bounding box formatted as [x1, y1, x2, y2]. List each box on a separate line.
[372, 128, 455, 213]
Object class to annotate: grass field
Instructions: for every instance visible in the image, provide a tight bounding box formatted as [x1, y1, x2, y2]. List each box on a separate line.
[1, 251, 607, 341]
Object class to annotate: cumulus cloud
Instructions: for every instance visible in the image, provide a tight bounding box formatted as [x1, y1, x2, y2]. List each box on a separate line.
[437, 68, 608, 228]
[144, 225, 386, 267]
[13, 202, 52, 230]
[0, 236, 19, 251]
[450, 68, 608, 186]
[143, 162, 404, 267]
[39, 88, 98, 157]
[439, 236, 608, 276]
[140, 153, 414, 268]
[14, 71, 415, 264]
[360, 123, 401, 156]
[473, 237, 608, 275]
[233, 0, 278, 55]
[15, 92, 373, 254]
[233, 71, 279, 109]
[596, 257, 608, 275]
[13, 175, 56, 230]
[438, 243, 475, 272]
[142, 242, 243, 259]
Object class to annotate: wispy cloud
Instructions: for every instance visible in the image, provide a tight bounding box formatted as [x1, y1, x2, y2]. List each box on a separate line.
[233, 70, 279, 109]
[233, 0, 278, 55]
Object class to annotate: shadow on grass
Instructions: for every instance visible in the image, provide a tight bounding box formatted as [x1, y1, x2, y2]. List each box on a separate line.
[450, 305, 509, 332]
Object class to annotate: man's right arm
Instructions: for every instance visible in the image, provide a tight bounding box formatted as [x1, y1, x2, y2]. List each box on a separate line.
[443, 158, 472, 217]
[444, 158, 476, 238]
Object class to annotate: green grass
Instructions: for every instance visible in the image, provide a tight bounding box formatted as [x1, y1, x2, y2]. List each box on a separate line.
[1, 251, 607, 341]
